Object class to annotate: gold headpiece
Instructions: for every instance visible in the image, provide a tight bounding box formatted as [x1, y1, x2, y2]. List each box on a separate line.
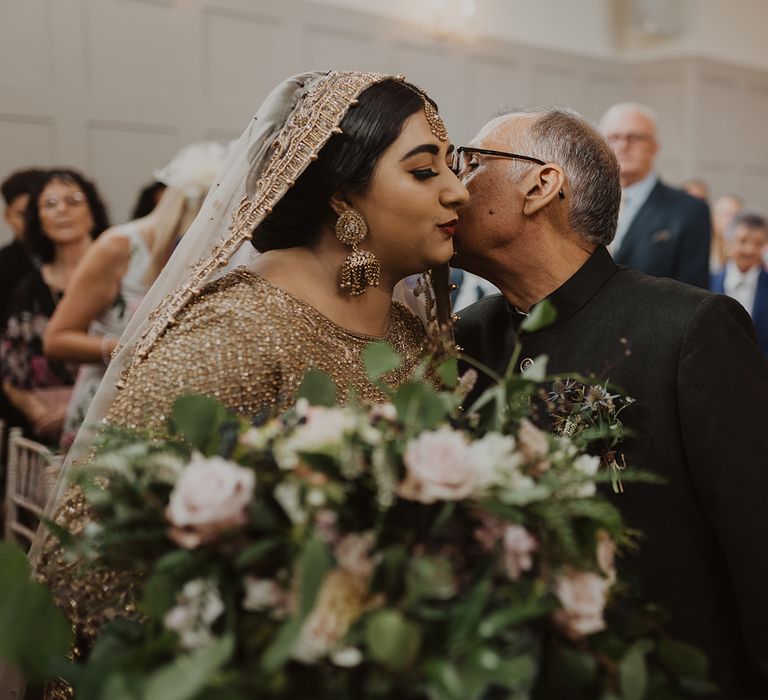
[396, 75, 448, 142]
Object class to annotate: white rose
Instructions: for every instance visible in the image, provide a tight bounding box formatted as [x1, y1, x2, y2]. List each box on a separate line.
[470, 432, 528, 493]
[273, 407, 356, 470]
[571, 454, 601, 497]
[399, 427, 479, 503]
[242, 577, 283, 612]
[166, 453, 255, 548]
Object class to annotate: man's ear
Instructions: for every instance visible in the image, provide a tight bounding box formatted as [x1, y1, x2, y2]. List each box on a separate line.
[522, 164, 566, 216]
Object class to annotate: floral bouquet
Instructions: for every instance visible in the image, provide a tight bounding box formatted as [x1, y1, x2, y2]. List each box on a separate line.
[0, 337, 715, 699]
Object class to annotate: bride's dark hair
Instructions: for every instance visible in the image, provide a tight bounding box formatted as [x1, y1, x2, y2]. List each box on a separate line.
[251, 79, 433, 251]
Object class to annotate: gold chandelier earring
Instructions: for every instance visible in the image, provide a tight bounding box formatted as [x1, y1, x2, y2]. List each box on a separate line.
[335, 208, 381, 296]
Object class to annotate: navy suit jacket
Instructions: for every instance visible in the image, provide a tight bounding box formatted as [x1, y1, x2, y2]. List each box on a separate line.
[615, 180, 711, 289]
[710, 267, 768, 357]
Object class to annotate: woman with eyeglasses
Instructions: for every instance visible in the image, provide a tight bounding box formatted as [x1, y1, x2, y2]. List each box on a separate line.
[0, 168, 109, 443]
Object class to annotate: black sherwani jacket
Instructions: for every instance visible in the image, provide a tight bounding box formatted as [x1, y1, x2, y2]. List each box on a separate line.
[615, 180, 711, 289]
[456, 246, 768, 697]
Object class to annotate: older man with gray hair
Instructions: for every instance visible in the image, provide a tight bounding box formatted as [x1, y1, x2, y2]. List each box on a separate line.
[453, 108, 768, 697]
[598, 102, 711, 288]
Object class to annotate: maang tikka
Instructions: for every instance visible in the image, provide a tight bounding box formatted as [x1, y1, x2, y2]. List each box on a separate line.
[335, 208, 381, 296]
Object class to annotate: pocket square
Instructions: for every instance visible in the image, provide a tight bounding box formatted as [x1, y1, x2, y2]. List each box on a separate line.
[651, 229, 672, 243]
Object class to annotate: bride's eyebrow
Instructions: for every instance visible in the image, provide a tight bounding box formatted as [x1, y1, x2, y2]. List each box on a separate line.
[399, 144, 440, 162]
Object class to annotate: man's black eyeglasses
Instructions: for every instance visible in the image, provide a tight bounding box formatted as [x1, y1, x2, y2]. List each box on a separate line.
[451, 147, 565, 199]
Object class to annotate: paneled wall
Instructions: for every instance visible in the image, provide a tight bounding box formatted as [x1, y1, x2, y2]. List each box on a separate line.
[1, 0, 766, 244]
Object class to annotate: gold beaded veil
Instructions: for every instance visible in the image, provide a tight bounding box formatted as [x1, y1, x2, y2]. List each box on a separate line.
[38, 70, 451, 529]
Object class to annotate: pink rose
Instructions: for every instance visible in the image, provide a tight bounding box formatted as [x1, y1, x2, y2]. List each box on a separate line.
[167, 453, 255, 548]
[399, 427, 478, 503]
[502, 524, 538, 580]
[552, 567, 611, 639]
[516, 419, 550, 473]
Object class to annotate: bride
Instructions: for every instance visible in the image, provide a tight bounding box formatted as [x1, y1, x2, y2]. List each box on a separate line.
[106, 71, 468, 433]
[22, 70, 468, 695]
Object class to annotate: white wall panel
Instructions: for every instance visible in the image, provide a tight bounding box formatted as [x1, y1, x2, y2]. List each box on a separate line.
[201, 7, 286, 131]
[303, 25, 381, 74]
[87, 122, 179, 223]
[0, 1, 52, 89]
[466, 55, 527, 131]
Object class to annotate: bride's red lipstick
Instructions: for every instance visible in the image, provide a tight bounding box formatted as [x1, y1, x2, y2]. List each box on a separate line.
[438, 218, 458, 236]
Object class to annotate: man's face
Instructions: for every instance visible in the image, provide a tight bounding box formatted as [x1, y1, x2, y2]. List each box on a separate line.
[600, 111, 658, 187]
[454, 115, 532, 271]
[3, 193, 29, 240]
[729, 224, 767, 273]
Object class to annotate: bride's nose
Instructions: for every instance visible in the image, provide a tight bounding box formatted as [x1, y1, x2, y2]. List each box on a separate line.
[442, 175, 470, 208]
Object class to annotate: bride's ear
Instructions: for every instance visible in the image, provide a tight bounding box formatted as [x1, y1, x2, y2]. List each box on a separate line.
[329, 190, 352, 217]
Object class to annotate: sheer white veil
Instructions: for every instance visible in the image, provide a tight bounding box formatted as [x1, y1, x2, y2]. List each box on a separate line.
[38, 69, 449, 540]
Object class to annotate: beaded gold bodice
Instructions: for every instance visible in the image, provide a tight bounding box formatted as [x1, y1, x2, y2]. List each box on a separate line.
[38, 270, 429, 694]
[108, 268, 428, 432]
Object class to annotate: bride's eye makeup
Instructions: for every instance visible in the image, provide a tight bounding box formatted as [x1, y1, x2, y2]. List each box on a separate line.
[411, 168, 439, 180]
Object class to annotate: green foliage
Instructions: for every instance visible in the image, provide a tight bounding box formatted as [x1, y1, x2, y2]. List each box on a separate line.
[260, 537, 331, 672]
[0, 543, 72, 683]
[365, 609, 422, 671]
[170, 394, 230, 453]
[363, 342, 403, 383]
[296, 369, 338, 407]
[519, 298, 557, 334]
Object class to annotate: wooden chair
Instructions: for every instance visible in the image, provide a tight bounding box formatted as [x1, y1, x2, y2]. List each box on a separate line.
[3, 427, 62, 549]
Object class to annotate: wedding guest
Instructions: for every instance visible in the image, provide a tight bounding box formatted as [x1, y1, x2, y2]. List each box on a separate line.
[0, 168, 46, 429]
[130, 180, 167, 219]
[1, 169, 109, 443]
[45, 143, 228, 447]
[711, 193, 743, 272]
[453, 108, 768, 696]
[710, 210, 768, 356]
[0, 168, 46, 321]
[599, 102, 711, 288]
[682, 178, 710, 201]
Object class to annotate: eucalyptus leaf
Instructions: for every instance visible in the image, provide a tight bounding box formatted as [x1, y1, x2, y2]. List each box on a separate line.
[363, 342, 403, 382]
[296, 369, 338, 407]
[365, 609, 422, 671]
[519, 298, 557, 334]
[435, 358, 459, 388]
[170, 395, 229, 453]
[657, 638, 709, 680]
[619, 645, 648, 700]
[0, 543, 72, 683]
[144, 634, 234, 700]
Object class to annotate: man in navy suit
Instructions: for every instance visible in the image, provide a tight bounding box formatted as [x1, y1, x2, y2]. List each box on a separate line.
[599, 103, 711, 289]
[711, 210, 768, 356]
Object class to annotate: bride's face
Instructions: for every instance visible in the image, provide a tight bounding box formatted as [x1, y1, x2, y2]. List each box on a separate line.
[346, 111, 469, 281]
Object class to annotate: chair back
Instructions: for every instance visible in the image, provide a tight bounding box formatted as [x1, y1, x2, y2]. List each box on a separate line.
[3, 428, 62, 550]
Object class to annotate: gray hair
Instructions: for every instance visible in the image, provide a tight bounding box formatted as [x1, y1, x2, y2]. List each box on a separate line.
[504, 108, 621, 246]
[726, 209, 768, 241]
[598, 102, 658, 133]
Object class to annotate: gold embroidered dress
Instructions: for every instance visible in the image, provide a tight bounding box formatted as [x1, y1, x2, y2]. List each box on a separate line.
[108, 268, 428, 431]
[27, 70, 452, 699]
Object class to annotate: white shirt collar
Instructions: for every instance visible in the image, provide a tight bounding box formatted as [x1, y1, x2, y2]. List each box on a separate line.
[622, 171, 658, 203]
[724, 261, 761, 314]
